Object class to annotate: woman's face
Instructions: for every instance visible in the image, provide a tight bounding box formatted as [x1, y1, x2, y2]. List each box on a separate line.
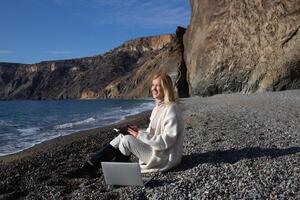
[151, 77, 164, 100]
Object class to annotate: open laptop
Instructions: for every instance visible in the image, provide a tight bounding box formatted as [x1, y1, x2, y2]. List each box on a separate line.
[101, 162, 152, 186]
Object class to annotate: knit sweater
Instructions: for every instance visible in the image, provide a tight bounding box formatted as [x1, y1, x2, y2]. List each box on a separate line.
[137, 102, 184, 173]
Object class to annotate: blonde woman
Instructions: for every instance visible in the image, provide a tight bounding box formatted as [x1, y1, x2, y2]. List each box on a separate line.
[68, 73, 184, 177]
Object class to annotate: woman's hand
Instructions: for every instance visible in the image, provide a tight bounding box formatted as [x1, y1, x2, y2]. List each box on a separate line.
[127, 125, 139, 137]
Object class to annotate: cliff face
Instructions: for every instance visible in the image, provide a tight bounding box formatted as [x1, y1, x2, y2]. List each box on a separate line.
[118, 34, 176, 52]
[0, 33, 188, 100]
[184, 0, 300, 96]
[104, 27, 189, 98]
[0, 53, 138, 100]
[1, 0, 299, 100]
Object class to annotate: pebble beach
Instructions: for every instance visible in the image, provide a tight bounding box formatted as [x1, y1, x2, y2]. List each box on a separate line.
[0, 90, 299, 199]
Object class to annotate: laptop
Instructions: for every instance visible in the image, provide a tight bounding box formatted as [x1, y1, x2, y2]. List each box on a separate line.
[101, 162, 152, 186]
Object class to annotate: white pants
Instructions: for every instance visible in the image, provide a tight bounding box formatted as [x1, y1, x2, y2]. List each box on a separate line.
[109, 134, 152, 164]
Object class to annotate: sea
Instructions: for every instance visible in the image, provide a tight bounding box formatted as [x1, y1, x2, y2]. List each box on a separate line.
[0, 99, 154, 156]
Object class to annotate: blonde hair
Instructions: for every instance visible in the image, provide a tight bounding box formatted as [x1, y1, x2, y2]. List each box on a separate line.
[152, 72, 176, 104]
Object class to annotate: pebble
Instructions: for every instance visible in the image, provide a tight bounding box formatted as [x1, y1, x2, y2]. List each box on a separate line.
[1, 90, 300, 199]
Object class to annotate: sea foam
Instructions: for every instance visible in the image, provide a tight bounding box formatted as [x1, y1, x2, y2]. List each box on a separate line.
[54, 117, 96, 129]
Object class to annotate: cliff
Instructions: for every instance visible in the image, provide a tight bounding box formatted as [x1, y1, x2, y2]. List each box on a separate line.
[0, 33, 189, 100]
[1, 0, 300, 100]
[184, 0, 300, 96]
[104, 27, 189, 98]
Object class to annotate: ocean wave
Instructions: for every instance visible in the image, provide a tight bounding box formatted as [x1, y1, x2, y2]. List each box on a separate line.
[0, 142, 36, 157]
[138, 101, 155, 109]
[54, 117, 96, 130]
[105, 101, 154, 124]
[128, 101, 154, 115]
[18, 127, 40, 136]
[0, 120, 13, 126]
[0, 100, 154, 156]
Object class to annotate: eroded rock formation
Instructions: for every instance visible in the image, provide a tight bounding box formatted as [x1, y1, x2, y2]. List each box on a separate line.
[184, 0, 300, 96]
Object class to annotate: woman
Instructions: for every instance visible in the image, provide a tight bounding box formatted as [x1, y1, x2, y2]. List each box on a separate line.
[68, 72, 184, 178]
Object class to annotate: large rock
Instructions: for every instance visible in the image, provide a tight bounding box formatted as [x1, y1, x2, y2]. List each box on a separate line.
[184, 0, 300, 96]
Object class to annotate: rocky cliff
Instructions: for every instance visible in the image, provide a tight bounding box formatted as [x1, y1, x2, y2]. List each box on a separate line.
[184, 0, 300, 96]
[104, 27, 189, 98]
[1, 0, 300, 100]
[0, 33, 189, 100]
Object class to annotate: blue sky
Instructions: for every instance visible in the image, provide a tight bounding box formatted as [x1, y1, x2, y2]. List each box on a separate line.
[0, 0, 190, 64]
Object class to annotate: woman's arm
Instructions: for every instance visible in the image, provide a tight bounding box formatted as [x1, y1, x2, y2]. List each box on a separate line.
[127, 105, 157, 137]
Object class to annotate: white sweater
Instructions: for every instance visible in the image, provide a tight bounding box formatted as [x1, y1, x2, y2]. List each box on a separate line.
[137, 102, 184, 173]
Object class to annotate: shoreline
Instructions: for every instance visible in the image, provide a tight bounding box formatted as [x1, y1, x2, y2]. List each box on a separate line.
[0, 110, 151, 163]
[0, 90, 299, 199]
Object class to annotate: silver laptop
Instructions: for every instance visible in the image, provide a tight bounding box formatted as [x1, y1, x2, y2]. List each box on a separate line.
[101, 162, 151, 186]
